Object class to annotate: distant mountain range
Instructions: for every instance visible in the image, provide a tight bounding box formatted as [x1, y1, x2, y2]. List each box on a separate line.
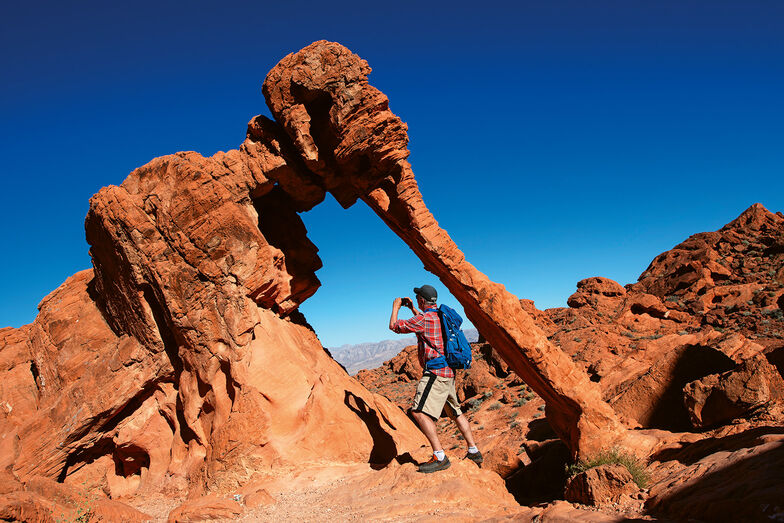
[329, 329, 479, 375]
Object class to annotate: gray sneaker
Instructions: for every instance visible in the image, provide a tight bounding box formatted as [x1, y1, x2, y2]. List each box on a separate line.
[464, 450, 483, 465]
[418, 455, 451, 473]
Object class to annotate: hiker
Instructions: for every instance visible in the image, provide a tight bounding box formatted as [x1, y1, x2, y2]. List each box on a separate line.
[389, 284, 482, 473]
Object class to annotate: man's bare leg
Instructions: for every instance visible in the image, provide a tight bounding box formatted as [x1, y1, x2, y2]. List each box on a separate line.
[411, 410, 443, 454]
[453, 413, 476, 448]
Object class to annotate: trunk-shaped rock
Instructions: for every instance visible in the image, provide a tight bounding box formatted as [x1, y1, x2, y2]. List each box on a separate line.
[363, 163, 625, 457]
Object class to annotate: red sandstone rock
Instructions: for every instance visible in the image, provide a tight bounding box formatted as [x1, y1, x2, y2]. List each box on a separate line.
[566, 277, 627, 309]
[0, 492, 58, 523]
[631, 203, 784, 349]
[564, 464, 639, 506]
[243, 488, 276, 509]
[167, 495, 242, 522]
[323, 460, 529, 520]
[646, 435, 784, 521]
[607, 342, 736, 431]
[0, 476, 151, 523]
[684, 354, 784, 428]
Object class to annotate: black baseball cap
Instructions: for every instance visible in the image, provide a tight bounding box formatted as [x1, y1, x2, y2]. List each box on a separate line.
[413, 284, 438, 301]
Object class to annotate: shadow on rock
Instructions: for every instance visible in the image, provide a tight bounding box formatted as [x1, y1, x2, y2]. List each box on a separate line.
[344, 391, 397, 469]
[651, 425, 784, 465]
[647, 440, 784, 521]
[505, 439, 570, 505]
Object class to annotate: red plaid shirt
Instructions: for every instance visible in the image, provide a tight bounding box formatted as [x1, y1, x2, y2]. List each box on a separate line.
[391, 307, 454, 378]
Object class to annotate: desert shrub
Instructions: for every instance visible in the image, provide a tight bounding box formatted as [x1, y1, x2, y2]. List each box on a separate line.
[567, 448, 650, 488]
[510, 421, 520, 429]
[467, 397, 483, 412]
[55, 485, 96, 523]
[482, 391, 493, 399]
[514, 398, 527, 407]
[537, 404, 546, 411]
[488, 402, 502, 411]
[765, 309, 784, 320]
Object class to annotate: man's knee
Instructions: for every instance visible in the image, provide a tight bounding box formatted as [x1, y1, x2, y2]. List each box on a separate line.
[410, 409, 430, 425]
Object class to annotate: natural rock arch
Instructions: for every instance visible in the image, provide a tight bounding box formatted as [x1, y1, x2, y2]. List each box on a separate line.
[258, 41, 627, 458]
[97, 39, 624, 461]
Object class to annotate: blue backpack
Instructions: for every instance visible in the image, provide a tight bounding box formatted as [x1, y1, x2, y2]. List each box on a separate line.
[424, 305, 473, 370]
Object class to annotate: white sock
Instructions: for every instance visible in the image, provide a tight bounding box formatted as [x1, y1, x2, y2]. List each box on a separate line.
[467, 446, 479, 454]
[434, 450, 445, 461]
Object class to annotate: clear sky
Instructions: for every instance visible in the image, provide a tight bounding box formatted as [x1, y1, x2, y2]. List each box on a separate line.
[1, 1, 783, 348]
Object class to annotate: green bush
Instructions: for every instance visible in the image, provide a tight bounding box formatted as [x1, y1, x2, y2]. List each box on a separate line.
[566, 448, 650, 488]
[488, 402, 502, 410]
[467, 397, 483, 412]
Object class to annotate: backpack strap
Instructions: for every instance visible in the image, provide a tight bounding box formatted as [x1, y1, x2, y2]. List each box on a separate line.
[420, 309, 448, 369]
[437, 308, 449, 355]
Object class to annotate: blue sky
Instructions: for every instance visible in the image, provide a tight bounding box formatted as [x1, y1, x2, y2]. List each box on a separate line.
[1, 1, 783, 347]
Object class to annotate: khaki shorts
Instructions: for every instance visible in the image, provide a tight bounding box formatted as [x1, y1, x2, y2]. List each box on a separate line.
[412, 372, 463, 420]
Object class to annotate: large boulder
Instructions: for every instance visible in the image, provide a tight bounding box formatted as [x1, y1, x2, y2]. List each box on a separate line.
[684, 354, 784, 428]
[564, 464, 639, 506]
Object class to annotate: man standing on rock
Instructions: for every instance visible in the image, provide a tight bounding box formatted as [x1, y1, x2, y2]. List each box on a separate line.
[389, 284, 483, 473]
